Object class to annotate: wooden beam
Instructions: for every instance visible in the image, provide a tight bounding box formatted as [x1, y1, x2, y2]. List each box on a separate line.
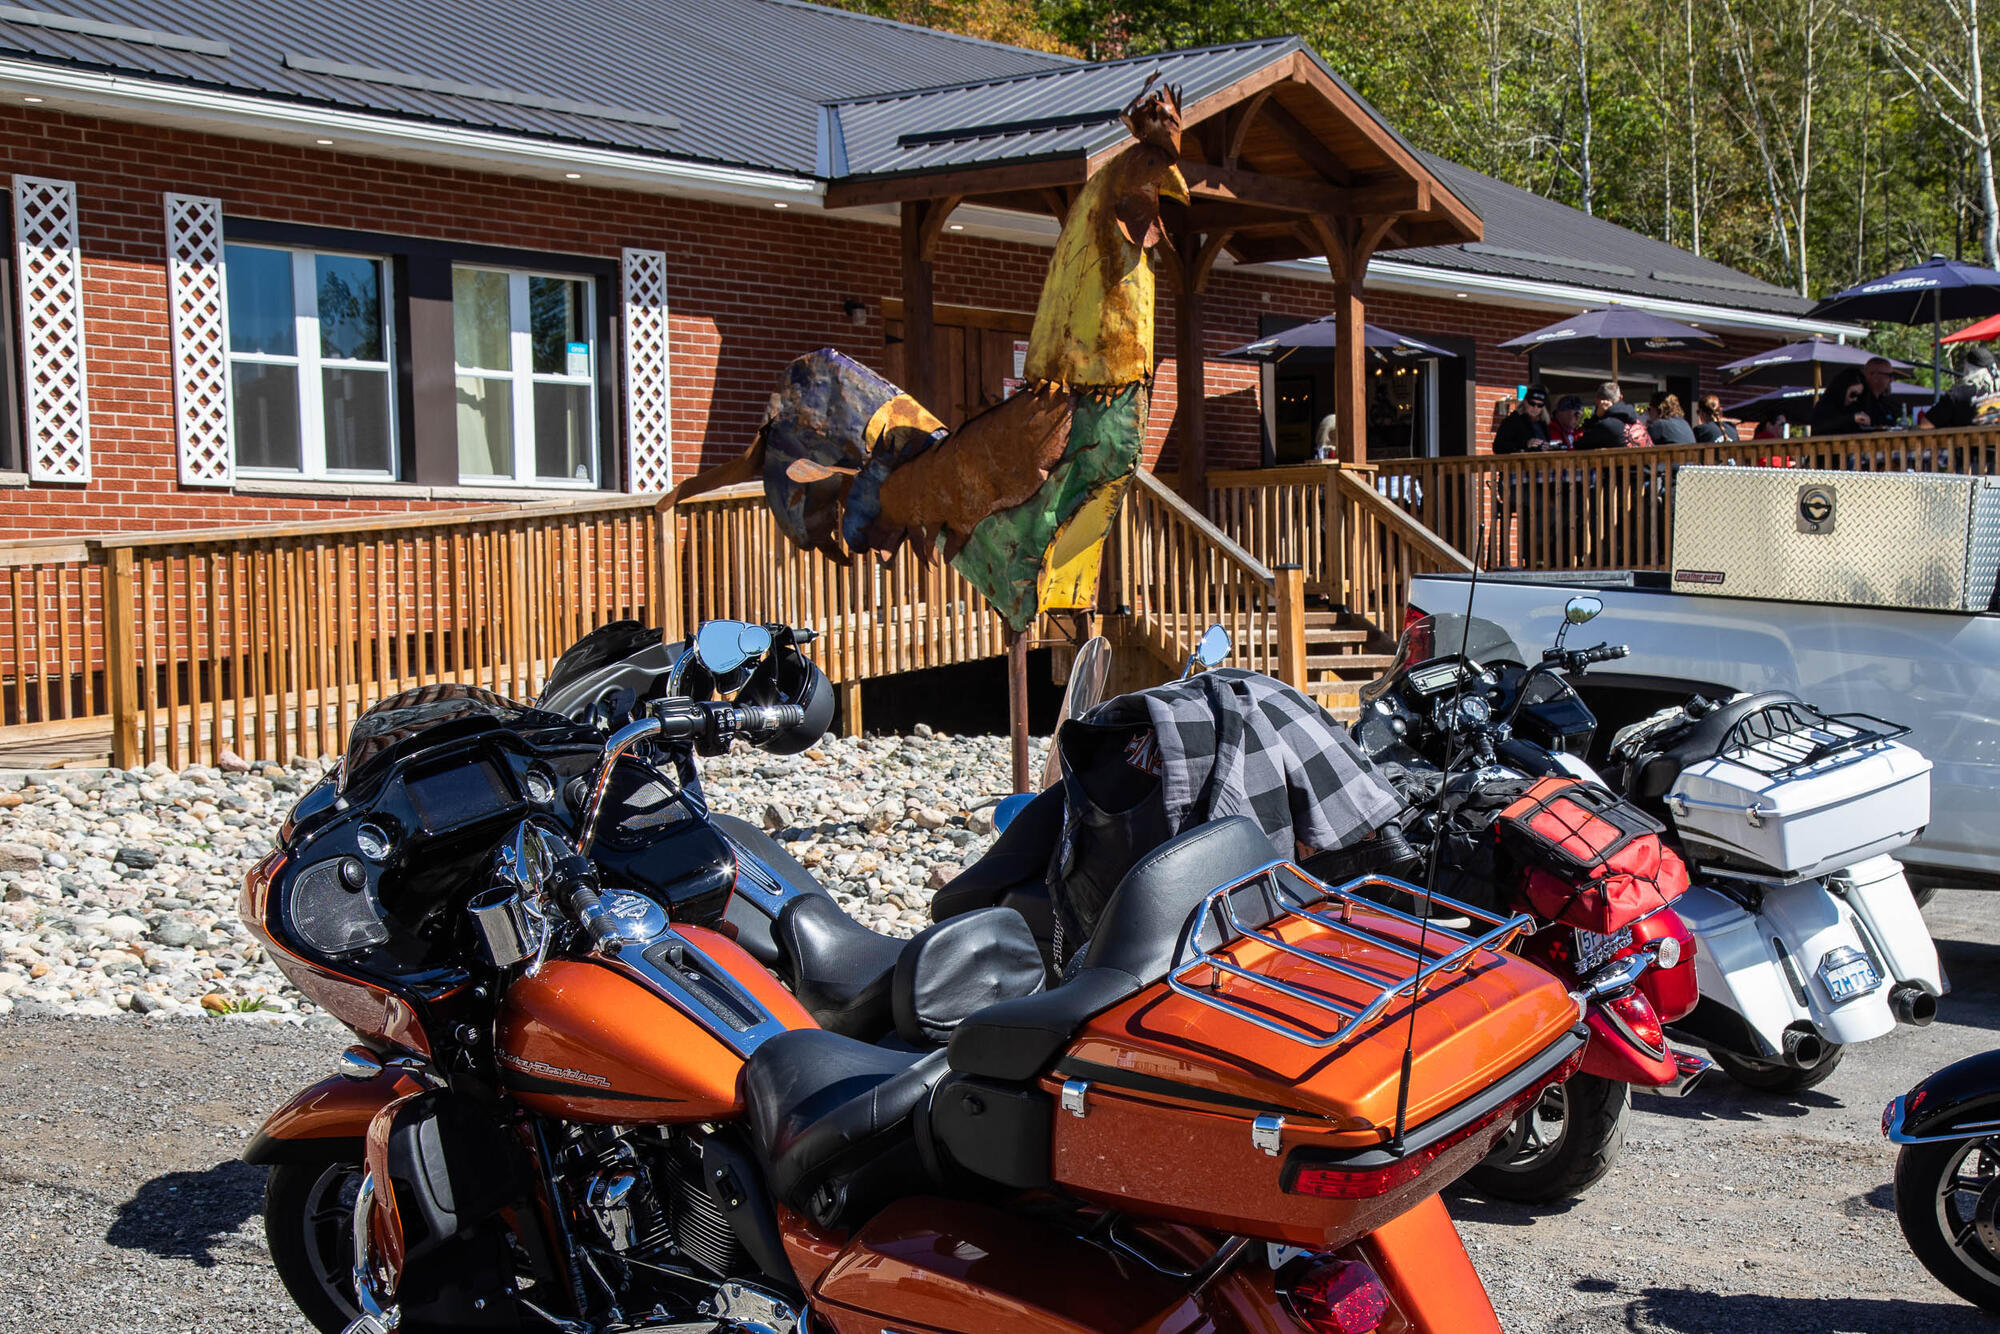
[1039, 187, 1072, 224]
[916, 195, 962, 262]
[901, 199, 938, 413]
[1224, 88, 1273, 169]
[1173, 217, 1209, 501]
[1330, 272, 1366, 466]
[823, 157, 1087, 210]
[1256, 96, 1355, 187]
[1183, 162, 1427, 218]
[1191, 229, 1236, 293]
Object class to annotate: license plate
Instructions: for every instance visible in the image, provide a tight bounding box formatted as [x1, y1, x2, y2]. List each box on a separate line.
[1818, 947, 1883, 1003]
[1574, 926, 1634, 973]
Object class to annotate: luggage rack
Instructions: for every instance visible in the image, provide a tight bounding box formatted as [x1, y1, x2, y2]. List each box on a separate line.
[1715, 702, 1909, 778]
[1166, 863, 1535, 1051]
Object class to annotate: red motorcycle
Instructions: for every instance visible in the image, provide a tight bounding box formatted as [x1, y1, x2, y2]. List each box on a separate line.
[242, 620, 1589, 1334]
[1351, 604, 1706, 1202]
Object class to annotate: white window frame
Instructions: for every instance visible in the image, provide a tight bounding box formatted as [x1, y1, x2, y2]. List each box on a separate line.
[452, 265, 599, 488]
[226, 243, 398, 481]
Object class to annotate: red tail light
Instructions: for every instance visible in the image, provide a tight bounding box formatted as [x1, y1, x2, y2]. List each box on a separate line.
[1605, 990, 1667, 1058]
[1402, 604, 1427, 631]
[1282, 1257, 1391, 1334]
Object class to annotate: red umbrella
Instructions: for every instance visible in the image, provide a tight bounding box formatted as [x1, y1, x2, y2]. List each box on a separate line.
[1942, 312, 2000, 344]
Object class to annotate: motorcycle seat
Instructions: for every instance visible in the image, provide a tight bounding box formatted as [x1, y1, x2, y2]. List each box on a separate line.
[771, 893, 906, 1039]
[740, 1027, 948, 1228]
[1630, 690, 1803, 800]
[947, 816, 1275, 1082]
[930, 785, 1064, 965]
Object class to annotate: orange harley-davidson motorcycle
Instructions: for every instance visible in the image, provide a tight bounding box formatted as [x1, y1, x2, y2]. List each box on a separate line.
[243, 619, 1587, 1334]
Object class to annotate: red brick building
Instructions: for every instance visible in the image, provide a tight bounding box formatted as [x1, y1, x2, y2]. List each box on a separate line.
[0, 1, 1858, 539]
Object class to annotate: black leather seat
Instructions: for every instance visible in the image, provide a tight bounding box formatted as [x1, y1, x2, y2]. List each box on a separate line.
[771, 894, 906, 1038]
[930, 786, 1063, 964]
[947, 816, 1275, 1081]
[740, 1028, 947, 1228]
[1629, 690, 1803, 799]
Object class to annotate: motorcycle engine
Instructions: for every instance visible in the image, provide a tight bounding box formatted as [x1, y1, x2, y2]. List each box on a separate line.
[567, 1127, 748, 1277]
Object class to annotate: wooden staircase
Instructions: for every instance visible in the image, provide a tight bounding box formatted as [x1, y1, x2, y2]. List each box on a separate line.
[1300, 606, 1396, 721]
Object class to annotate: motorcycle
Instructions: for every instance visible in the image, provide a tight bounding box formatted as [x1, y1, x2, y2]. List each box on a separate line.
[1883, 1051, 2000, 1312]
[244, 617, 1590, 1334]
[1348, 600, 1705, 1203]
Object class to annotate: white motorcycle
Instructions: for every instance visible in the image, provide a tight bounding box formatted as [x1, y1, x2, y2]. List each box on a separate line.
[1560, 597, 1945, 1092]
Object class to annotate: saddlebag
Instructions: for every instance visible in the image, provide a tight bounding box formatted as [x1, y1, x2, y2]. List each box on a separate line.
[1498, 777, 1688, 933]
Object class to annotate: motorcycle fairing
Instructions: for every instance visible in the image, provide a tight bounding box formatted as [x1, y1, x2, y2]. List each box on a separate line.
[243, 1063, 427, 1164]
[1578, 1006, 1680, 1085]
[1886, 1049, 2000, 1143]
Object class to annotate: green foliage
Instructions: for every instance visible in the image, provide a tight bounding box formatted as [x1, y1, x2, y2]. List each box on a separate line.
[818, 0, 2000, 304]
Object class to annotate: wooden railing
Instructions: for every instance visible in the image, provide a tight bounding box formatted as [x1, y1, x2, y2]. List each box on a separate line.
[0, 538, 106, 763]
[678, 484, 1008, 686]
[1201, 462, 1473, 637]
[1114, 469, 1307, 691]
[1371, 424, 2000, 572]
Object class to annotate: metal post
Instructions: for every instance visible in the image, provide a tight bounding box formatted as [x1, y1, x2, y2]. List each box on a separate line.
[1007, 629, 1031, 794]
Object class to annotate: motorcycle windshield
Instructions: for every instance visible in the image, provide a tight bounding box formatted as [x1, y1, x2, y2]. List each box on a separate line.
[340, 684, 567, 795]
[1359, 612, 1527, 703]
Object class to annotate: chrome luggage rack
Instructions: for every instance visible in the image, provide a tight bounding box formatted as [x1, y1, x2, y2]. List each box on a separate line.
[1166, 862, 1534, 1051]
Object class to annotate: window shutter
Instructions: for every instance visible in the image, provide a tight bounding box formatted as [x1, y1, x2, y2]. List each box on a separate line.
[621, 247, 671, 493]
[163, 193, 232, 487]
[12, 176, 90, 483]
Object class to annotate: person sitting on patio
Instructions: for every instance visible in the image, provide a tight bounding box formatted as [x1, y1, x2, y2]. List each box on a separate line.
[1810, 358, 1897, 434]
[1693, 393, 1739, 442]
[1753, 412, 1789, 440]
[1581, 381, 1647, 449]
[1546, 395, 1586, 448]
[1919, 346, 2000, 428]
[1493, 384, 1550, 454]
[1645, 391, 1697, 444]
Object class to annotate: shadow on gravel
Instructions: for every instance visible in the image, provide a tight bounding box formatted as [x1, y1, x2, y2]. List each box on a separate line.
[1631, 1087, 1841, 1123]
[106, 1160, 267, 1267]
[1551, 1286, 1985, 1333]
[1444, 1188, 1582, 1224]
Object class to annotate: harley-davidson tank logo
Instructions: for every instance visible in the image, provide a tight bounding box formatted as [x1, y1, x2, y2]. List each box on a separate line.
[498, 1051, 613, 1089]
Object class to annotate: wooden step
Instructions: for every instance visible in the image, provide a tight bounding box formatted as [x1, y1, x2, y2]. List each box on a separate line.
[1301, 627, 1371, 646]
[1306, 652, 1396, 674]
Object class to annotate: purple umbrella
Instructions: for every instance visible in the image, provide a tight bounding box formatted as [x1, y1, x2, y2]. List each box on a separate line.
[1499, 308, 1722, 382]
[1221, 320, 1455, 363]
[1717, 339, 1911, 391]
[1725, 380, 1933, 425]
[1810, 254, 2000, 395]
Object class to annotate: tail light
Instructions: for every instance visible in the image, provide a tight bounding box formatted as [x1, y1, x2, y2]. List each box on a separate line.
[1604, 990, 1667, 1058]
[1398, 613, 1434, 664]
[1281, 1256, 1391, 1334]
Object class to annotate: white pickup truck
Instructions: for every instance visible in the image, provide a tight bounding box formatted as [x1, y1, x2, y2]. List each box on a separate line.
[1406, 571, 2000, 891]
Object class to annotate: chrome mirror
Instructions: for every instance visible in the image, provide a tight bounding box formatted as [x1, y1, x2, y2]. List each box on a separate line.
[475, 822, 559, 973]
[694, 620, 773, 680]
[1183, 624, 1232, 679]
[1564, 596, 1604, 626]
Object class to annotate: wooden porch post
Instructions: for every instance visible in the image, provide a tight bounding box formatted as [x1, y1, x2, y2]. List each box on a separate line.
[1330, 274, 1366, 467]
[103, 545, 138, 769]
[900, 200, 937, 413]
[1174, 280, 1206, 502]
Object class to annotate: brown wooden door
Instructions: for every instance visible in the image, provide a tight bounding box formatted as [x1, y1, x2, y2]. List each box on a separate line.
[883, 301, 1034, 430]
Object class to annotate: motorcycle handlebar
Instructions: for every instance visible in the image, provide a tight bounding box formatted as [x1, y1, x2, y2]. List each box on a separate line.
[1578, 643, 1630, 665]
[647, 698, 806, 744]
[551, 854, 622, 951]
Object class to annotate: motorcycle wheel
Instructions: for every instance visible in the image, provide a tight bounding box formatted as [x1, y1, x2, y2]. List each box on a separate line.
[1710, 1044, 1844, 1093]
[264, 1154, 366, 1334]
[1462, 1074, 1628, 1203]
[1895, 1137, 2000, 1313]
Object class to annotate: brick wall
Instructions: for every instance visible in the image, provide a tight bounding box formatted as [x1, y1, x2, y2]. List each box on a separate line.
[1, 106, 1782, 539]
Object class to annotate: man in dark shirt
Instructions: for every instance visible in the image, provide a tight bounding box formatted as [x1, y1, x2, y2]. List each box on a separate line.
[1922, 347, 2000, 429]
[1493, 385, 1550, 454]
[1810, 357, 1899, 434]
[1580, 381, 1645, 450]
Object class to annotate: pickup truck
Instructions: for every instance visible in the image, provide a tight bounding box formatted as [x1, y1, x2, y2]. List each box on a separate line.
[1405, 571, 2000, 891]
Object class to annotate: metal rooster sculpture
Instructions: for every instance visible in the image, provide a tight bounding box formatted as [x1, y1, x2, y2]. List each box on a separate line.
[671, 80, 1188, 633]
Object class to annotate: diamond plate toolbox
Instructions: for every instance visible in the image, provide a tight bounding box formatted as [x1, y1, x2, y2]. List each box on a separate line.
[1670, 466, 2000, 611]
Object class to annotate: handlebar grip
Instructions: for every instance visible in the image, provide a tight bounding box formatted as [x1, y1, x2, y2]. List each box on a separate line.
[735, 703, 806, 740]
[554, 854, 621, 950]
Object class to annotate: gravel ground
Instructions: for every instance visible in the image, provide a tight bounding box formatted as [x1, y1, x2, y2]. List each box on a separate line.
[0, 744, 1992, 1332]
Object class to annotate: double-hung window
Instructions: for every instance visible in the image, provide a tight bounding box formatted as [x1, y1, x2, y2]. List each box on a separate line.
[453, 267, 597, 486]
[225, 244, 396, 478]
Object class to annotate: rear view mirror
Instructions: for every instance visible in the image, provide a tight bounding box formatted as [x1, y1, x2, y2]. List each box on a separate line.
[693, 620, 772, 688]
[1183, 624, 1232, 679]
[1564, 596, 1604, 626]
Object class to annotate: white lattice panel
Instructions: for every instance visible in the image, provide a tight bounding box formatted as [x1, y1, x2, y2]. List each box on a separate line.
[622, 247, 672, 493]
[13, 177, 90, 483]
[164, 194, 233, 487]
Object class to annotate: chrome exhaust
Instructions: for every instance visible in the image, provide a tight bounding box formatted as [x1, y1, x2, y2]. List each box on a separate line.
[1782, 1025, 1827, 1069]
[1890, 984, 1938, 1027]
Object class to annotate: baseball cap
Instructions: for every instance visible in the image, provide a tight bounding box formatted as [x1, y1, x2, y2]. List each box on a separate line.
[1523, 385, 1548, 406]
[1556, 395, 1585, 413]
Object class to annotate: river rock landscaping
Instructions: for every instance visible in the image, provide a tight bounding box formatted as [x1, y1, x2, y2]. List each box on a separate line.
[0, 729, 1042, 1022]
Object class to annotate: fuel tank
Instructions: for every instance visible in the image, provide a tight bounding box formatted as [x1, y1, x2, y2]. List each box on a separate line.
[495, 926, 815, 1124]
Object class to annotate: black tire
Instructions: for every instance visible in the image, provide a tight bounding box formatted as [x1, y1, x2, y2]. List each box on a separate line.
[1894, 1138, 2000, 1313]
[1711, 1043, 1844, 1093]
[264, 1155, 366, 1334]
[1462, 1074, 1629, 1203]
[1913, 884, 1941, 909]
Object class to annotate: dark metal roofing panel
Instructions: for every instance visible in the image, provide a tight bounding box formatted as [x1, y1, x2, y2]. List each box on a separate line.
[0, 0, 1070, 175]
[1389, 154, 1814, 317]
[824, 36, 1299, 177]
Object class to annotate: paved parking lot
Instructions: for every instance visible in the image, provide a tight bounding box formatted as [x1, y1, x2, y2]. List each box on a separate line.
[0, 890, 1994, 1333]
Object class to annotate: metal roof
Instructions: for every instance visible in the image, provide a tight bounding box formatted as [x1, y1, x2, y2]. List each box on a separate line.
[1394, 154, 1815, 317]
[0, 0, 1815, 318]
[0, 0, 1070, 176]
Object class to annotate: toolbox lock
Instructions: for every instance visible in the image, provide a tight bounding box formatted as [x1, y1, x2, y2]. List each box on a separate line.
[1061, 1079, 1090, 1118]
[1252, 1114, 1285, 1156]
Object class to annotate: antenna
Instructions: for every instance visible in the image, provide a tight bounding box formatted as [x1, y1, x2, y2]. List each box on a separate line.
[1390, 505, 1488, 1148]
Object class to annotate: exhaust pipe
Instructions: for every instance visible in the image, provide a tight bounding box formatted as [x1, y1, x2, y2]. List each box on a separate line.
[1782, 1026, 1827, 1069]
[1891, 984, 1937, 1027]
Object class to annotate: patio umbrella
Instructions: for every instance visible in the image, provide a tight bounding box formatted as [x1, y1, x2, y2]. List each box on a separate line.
[1716, 339, 1911, 392]
[1221, 320, 1455, 363]
[1942, 311, 2000, 344]
[1497, 307, 1722, 382]
[1725, 380, 1934, 425]
[1809, 254, 2000, 397]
